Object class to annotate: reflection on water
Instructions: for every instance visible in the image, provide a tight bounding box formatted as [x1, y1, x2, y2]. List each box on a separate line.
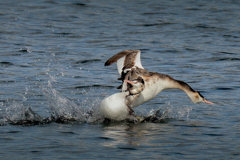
[100, 120, 240, 159]
[101, 123, 166, 149]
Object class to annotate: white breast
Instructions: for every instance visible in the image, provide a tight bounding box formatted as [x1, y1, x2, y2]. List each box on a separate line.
[100, 92, 130, 121]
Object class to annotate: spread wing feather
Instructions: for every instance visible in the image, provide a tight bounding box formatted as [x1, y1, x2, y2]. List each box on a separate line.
[104, 50, 144, 75]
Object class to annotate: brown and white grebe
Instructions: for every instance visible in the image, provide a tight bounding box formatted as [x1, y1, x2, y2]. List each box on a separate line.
[100, 50, 213, 121]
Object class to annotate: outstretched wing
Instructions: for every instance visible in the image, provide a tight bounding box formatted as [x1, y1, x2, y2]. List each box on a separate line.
[105, 50, 144, 75]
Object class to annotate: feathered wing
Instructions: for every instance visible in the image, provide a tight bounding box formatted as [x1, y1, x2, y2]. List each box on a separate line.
[105, 50, 144, 92]
[104, 50, 144, 75]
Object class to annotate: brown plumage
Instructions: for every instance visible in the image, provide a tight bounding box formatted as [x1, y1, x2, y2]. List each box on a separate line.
[104, 50, 140, 67]
[100, 49, 213, 121]
[104, 49, 213, 109]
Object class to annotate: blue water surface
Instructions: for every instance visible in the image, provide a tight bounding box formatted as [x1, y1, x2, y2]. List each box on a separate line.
[0, 0, 240, 159]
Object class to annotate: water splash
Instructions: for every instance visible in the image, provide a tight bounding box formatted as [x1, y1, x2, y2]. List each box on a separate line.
[141, 104, 192, 123]
[42, 88, 103, 123]
[1, 87, 104, 125]
[0, 76, 193, 125]
[43, 88, 85, 121]
[0, 93, 193, 125]
[42, 78, 104, 123]
[3, 102, 51, 125]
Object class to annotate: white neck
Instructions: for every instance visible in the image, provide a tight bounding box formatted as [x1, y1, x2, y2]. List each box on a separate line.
[127, 76, 197, 107]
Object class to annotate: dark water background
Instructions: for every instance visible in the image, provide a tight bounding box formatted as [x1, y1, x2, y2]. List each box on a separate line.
[0, 0, 240, 159]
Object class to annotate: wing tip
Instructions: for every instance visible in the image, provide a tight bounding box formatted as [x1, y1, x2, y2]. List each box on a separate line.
[104, 49, 141, 67]
[104, 60, 114, 66]
[104, 61, 110, 66]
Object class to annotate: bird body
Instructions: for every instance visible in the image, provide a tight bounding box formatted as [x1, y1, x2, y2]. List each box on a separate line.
[100, 77, 145, 121]
[100, 91, 130, 121]
[100, 50, 213, 120]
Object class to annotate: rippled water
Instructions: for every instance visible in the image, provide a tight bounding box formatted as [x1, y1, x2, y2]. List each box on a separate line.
[0, 0, 240, 159]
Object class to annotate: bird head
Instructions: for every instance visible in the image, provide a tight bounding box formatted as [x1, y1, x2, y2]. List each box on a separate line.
[125, 77, 145, 95]
[191, 91, 213, 104]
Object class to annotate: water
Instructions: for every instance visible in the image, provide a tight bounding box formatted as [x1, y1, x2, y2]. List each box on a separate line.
[0, 0, 240, 159]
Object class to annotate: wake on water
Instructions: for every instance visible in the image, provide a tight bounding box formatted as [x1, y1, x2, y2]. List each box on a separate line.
[0, 83, 192, 126]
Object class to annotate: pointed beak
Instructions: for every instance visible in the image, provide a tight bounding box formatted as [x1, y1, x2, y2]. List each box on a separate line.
[204, 99, 214, 104]
[124, 80, 134, 85]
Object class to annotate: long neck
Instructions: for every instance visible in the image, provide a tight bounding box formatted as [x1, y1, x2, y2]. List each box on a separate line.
[163, 77, 197, 103]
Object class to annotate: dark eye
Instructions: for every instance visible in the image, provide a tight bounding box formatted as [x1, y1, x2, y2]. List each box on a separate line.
[195, 95, 199, 100]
